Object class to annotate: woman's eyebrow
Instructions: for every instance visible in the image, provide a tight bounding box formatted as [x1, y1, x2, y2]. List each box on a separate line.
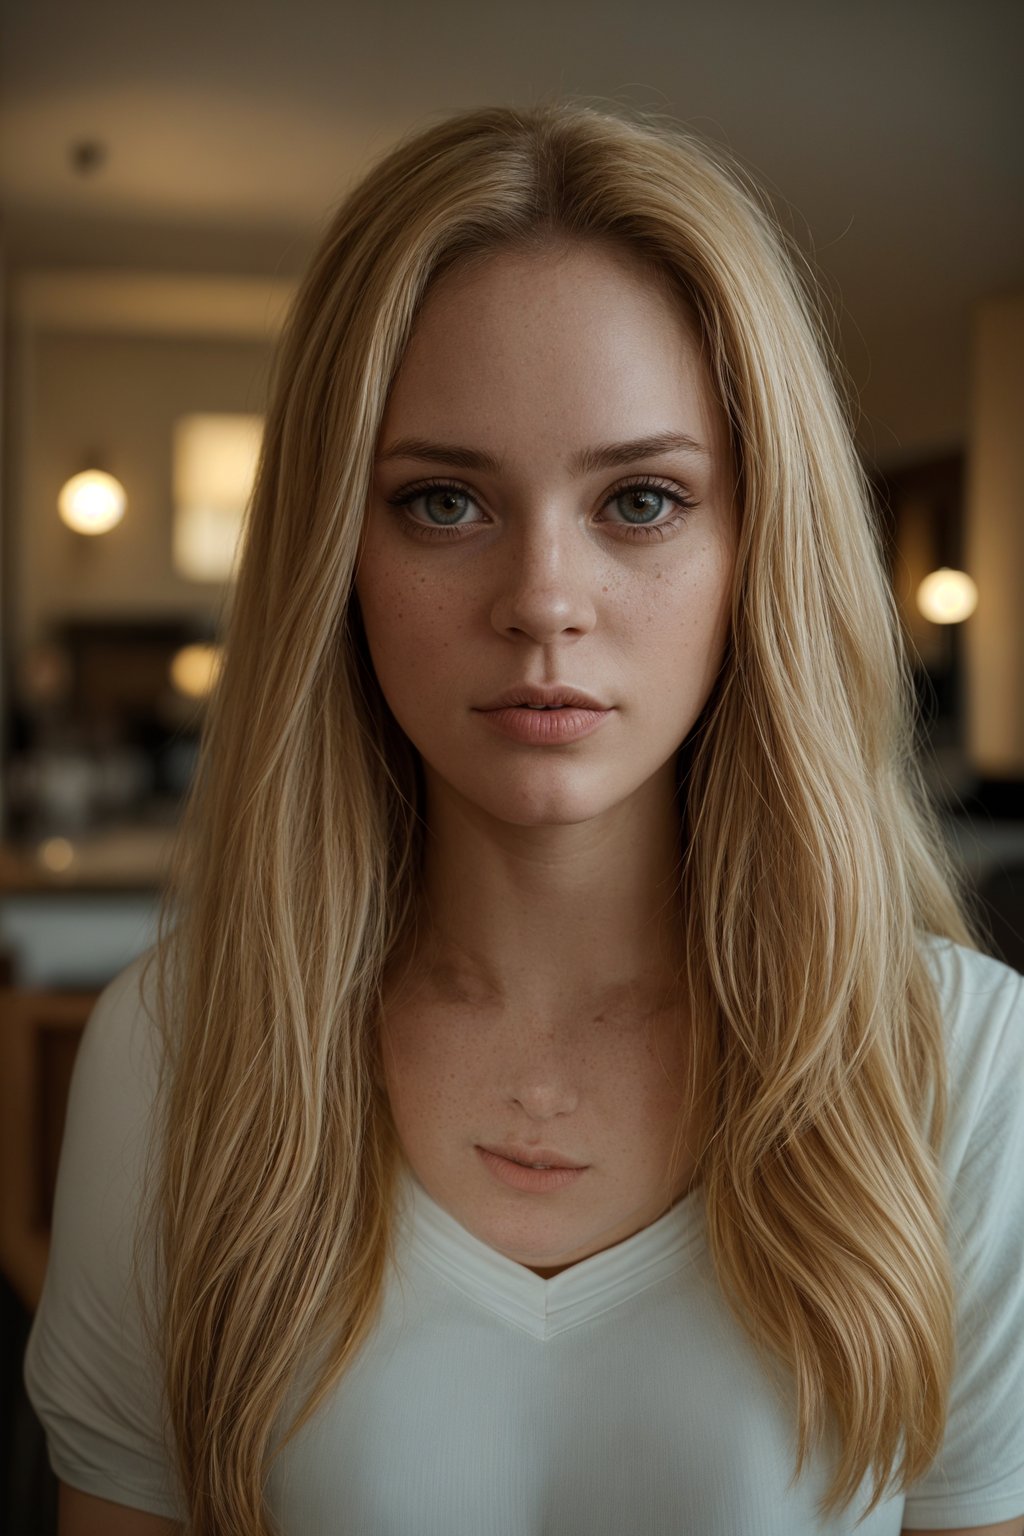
[375, 431, 710, 475]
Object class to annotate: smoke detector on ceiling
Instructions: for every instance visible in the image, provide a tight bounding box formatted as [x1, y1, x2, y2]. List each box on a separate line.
[69, 139, 108, 176]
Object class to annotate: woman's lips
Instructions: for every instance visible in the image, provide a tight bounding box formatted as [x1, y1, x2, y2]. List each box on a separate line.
[477, 1146, 588, 1192]
[476, 705, 612, 744]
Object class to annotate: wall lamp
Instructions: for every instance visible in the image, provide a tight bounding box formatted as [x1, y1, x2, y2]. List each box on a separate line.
[915, 568, 978, 625]
[56, 468, 126, 535]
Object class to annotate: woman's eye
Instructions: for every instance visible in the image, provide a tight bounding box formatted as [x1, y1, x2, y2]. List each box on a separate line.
[384, 476, 697, 543]
[384, 481, 483, 540]
[597, 478, 699, 541]
[603, 483, 692, 531]
[415, 486, 478, 525]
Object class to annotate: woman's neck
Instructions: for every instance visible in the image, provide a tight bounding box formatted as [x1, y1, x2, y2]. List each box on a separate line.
[404, 758, 688, 1019]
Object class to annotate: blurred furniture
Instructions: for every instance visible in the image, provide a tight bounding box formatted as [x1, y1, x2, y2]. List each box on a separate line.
[0, 822, 176, 893]
[0, 821, 164, 1312]
[0, 826, 167, 989]
[7, 617, 206, 845]
[0, 988, 97, 1312]
[974, 859, 1024, 973]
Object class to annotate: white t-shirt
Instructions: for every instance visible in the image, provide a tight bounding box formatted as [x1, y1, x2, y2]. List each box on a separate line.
[23, 934, 1024, 1534]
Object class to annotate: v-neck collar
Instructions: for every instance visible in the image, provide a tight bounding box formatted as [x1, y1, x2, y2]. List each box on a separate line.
[394, 1163, 707, 1340]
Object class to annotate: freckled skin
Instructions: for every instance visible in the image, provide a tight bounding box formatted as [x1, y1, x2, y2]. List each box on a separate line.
[355, 243, 737, 1277]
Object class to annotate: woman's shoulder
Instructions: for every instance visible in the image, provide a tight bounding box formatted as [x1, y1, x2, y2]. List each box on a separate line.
[917, 931, 1023, 1071]
[66, 941, 180, 1159]
[916, 932, 1024, 1198]
[900, 935, 1024, 1526]
[79, 939, 180, 1059]
[25, 939, 189, 1523]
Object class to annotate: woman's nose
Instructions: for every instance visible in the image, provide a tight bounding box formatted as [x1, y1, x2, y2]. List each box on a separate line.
[488, 515, 598, 645]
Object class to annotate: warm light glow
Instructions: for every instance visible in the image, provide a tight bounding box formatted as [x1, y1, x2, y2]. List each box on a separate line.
[57, 470, 126, 534]
[170, 642, 222, 699]
[173, 413, 262, 581]
[37, 837, 75, 873]
[916, 568, 979, 624]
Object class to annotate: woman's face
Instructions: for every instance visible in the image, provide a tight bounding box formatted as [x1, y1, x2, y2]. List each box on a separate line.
[356, 241, 737, 833]
[354, 241, 737, 1273]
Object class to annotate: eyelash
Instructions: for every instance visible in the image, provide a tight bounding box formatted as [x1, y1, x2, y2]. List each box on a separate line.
[383, 476, 698, 543]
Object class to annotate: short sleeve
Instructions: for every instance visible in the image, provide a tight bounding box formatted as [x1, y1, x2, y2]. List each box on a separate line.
[900, 939, 1024, 1529]
[22, 947, 189, 1522]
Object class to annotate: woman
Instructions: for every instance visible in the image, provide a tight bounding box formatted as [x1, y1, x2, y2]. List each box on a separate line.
[25, 101, 1024, 1536]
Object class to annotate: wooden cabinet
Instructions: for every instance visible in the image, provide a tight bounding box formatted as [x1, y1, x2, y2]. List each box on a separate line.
[0, 989, 99, 1311]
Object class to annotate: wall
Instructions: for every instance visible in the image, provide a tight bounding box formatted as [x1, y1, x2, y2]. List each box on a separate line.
[10, 323, 273, 659]
[2, 271, 292, 669]
[964, 293, 1024, 779]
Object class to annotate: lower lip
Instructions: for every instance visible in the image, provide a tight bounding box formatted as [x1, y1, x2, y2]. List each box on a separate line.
[477, 1147, 588, 1192]
[476, 707, 612, 744]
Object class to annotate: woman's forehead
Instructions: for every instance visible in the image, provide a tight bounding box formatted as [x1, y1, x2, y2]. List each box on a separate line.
[418, 236, 696, 329]
[378, 244, 727, 474]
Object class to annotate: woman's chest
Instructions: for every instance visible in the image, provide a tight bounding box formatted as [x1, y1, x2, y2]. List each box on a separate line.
[268, 1255, 902, 1536]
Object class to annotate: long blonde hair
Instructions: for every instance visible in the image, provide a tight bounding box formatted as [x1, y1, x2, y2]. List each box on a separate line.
[133, 99, 989, 1533]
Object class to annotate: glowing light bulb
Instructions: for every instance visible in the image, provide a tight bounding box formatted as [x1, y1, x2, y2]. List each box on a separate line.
[57, 470, 126, 535]
[915, 568, 978, 625]
[169, 642, 222, 700]
[37, 837, 75, 873]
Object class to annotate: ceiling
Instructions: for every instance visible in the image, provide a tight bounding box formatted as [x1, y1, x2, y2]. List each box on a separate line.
[2, 0, 1022, 471]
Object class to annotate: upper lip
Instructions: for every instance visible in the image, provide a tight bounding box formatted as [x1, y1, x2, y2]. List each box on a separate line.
[480, 1143, 588, 1170]
[477, 684, 609, 711]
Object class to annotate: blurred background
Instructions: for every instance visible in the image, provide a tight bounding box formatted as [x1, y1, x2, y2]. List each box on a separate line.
[0, 0, 1022, 1528]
